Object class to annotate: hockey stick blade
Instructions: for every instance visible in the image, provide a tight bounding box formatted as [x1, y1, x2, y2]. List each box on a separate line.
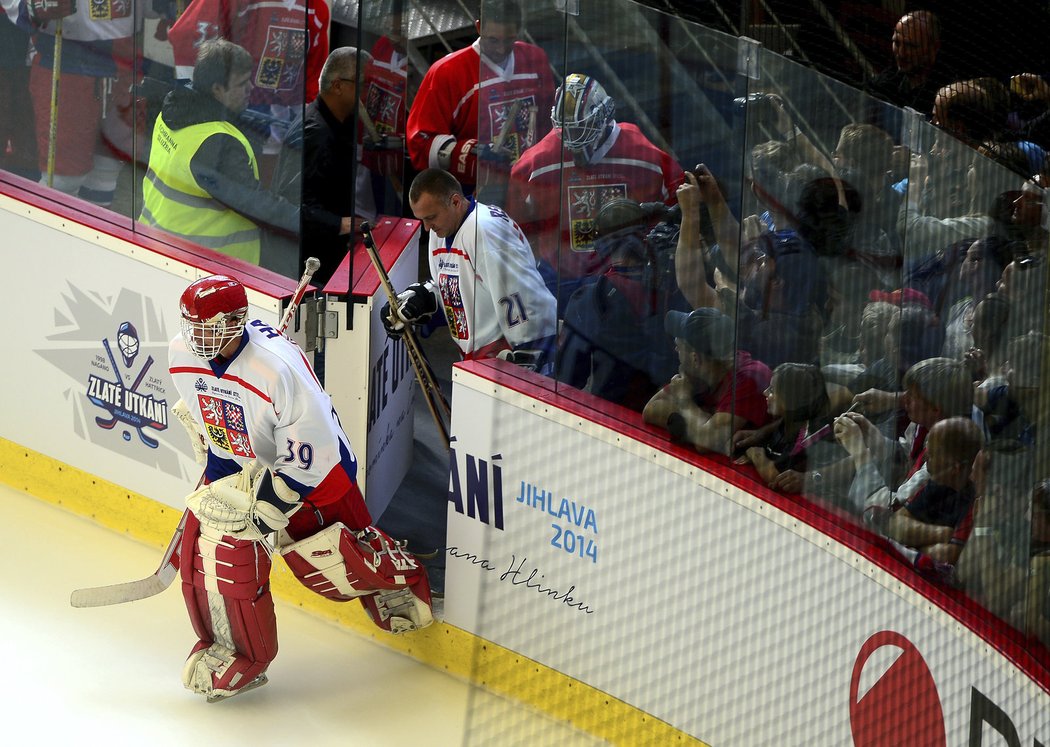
[70, 508, 186, 607]
[70, 563, 178, 608]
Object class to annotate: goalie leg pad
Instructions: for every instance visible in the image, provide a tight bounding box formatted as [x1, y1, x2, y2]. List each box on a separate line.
[182, 641, 270, 702]
[185, 523, 273, 600]
[279, 523, 427, 602]
[180, 514, 278, 700]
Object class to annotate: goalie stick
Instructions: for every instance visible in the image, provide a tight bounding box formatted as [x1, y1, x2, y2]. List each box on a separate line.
[70, 259, 321, 608]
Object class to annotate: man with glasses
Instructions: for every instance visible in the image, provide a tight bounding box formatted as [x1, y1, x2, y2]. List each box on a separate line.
[406, 0, 555, 200]
[271, 47, 374, 284]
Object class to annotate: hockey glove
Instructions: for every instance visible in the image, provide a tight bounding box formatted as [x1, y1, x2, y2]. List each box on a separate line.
[28, 0, 77, 24]
[476, 142, 514, 166]
[496, 347, 553, 376]
[381, 282, 438, 339]
[438, 138, 478, 184]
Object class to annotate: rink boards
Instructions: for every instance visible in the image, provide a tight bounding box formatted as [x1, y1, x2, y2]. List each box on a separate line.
[444, 362, 1050, 745]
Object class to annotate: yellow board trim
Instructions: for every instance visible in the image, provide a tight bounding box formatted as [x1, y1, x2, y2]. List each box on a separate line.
[0, 437, 705, 746]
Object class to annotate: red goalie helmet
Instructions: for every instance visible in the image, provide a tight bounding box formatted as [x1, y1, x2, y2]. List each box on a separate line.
[179, 275, 248, 360]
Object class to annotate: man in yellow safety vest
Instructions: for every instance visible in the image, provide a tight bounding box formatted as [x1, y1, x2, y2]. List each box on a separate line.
[139, 39, 299, 265]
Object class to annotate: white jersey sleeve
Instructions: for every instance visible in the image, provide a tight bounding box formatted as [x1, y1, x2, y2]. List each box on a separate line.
[472, 202, 557, 350]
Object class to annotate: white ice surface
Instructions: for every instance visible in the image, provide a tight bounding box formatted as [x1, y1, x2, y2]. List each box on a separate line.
[0, 484, 604, 747]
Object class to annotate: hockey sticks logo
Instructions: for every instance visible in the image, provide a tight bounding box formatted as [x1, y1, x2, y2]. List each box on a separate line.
[86, 323, 168, 448]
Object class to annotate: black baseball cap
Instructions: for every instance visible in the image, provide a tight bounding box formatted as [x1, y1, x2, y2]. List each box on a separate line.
[665, 308, 735, 360]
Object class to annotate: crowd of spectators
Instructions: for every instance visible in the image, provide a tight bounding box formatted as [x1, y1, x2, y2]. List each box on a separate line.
[2, 0, 1050, 650]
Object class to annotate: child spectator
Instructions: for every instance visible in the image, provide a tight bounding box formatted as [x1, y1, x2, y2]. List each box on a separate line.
[735, 362, 847, 493]
[839, 416, 984, 583]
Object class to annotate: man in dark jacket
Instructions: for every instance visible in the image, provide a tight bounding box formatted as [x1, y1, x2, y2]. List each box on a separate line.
[865, 11, 950, 116]
[270, 47, 372, 286]
[139, 39, 299, 266]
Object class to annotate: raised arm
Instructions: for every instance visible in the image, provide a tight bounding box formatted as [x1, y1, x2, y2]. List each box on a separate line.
[674, 171, 721, 310]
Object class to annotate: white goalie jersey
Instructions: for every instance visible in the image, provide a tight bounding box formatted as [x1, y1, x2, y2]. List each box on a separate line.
[168, 320, 358, 505]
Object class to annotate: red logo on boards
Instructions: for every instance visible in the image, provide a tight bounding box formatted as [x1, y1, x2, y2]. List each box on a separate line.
[850, 631, 945, 747]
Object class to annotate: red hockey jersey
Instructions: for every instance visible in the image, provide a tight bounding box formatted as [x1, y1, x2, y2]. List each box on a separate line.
[406, 39, 555, 182]
[361, 35, 408, 174]
[167, 0, 329, 105]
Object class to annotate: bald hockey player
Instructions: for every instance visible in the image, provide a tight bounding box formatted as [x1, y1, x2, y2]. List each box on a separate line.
[169, 274, 432, 702]
[383, 168, 557, 374]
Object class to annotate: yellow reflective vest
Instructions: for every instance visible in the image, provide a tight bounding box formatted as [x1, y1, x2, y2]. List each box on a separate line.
[139, 115, 261, 264]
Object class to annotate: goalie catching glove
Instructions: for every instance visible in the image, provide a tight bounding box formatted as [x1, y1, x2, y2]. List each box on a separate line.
[185, 463, 300, 541]
[381, 281, 438, 340]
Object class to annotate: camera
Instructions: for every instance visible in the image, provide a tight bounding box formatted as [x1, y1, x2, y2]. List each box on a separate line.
[732, 92, 779, 109]
[637, 201, 681, 225]
[732, 93, 781, 139]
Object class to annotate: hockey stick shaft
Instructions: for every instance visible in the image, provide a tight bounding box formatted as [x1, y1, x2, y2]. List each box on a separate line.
[360, 222, 451, 447]
[361, 222, 450, 418]
[492, 99, 523, 154]
[70, 260, 321, 608]
[357, 100, 404, 196]
[46, 19, 62, 187]
[363, 222, 451, 431]
[279, 256, 322, 334]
